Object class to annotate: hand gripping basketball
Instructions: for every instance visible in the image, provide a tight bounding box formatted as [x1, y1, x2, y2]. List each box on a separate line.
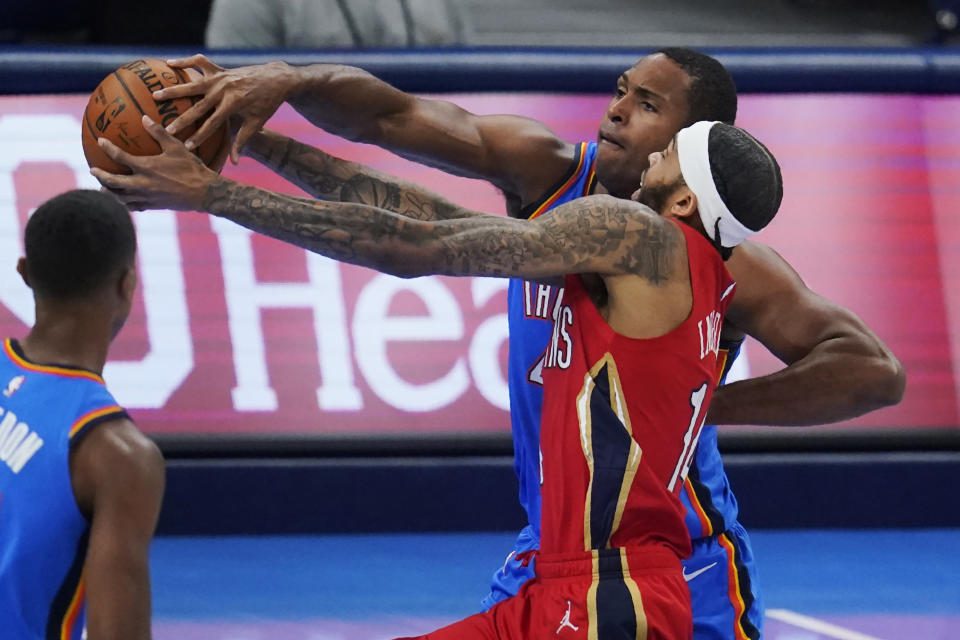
[91, 115, 220, 213]
[82, 58, 228, 174]
[154, 54, 294, 164]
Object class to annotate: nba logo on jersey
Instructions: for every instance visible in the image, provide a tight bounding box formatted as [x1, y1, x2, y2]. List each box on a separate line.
[3, 375, 25, 398]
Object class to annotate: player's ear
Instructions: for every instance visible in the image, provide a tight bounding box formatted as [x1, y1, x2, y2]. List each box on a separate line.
[16, 258, 32, 289]
[118, 263, 138, 305]
[668, 185, 697, 220]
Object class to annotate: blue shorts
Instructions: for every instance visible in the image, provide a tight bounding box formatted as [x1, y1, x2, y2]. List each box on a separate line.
[481, 525, 538, 611]
[685, 522, 763, 640]
[483, 522, 763, 640]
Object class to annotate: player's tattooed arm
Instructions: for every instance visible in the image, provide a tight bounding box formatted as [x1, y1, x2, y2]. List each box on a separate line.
[201, 184, 681, 282]
[91, 118, 679, 282]
[243, 129, 485, 221]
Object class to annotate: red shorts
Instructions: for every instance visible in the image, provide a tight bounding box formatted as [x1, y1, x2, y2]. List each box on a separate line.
[398, 547, 691, 640]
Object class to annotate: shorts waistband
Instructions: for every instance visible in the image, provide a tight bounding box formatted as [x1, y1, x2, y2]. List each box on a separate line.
[535, 547, 682, 580]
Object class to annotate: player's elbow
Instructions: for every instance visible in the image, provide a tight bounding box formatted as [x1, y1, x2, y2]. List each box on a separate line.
[849, 347, 906, 412]
[871, 351, 906, 408]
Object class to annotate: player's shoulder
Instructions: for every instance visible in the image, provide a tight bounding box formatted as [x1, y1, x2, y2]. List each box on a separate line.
[725, 240, 804, 289]
[73, 418, 163, 481]
[556, 193, 679, 238]
[69, 416, 164, 517]
[722, 240, 812, 333]
[482, 118, 577, 205]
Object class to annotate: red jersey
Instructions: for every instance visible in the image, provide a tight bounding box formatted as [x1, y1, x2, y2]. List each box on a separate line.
[538, 221, 735, 560]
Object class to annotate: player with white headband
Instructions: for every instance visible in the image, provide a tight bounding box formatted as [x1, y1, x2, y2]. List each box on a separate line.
[636, 119, 779, 260]
[93, 114, 784, 639]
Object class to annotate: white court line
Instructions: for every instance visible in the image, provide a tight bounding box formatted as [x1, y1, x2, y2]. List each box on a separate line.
[766, 609, 886, 640]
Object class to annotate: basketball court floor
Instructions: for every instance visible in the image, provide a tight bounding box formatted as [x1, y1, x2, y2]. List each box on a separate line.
[151, 528, 959, 639]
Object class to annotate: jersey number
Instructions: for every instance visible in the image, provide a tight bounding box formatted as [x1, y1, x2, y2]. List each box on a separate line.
[667, 382, 709, 492]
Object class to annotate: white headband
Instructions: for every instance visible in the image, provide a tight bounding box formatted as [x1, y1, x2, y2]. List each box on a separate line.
[676, 120, 756, 249]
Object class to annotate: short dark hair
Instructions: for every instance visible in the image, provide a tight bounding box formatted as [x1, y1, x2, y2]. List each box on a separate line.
[24, 189, 136, 299]
[657, 48, 737, 126]
[708, 123, 783, 259]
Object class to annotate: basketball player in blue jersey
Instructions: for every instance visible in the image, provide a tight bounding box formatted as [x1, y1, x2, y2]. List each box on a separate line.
[0, 189, 164, 640]
[134, 48, 903, 639]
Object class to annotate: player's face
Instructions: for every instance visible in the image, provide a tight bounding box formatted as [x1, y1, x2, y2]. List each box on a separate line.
[596, 54, 692, 200]
[632, 136, 684, 215]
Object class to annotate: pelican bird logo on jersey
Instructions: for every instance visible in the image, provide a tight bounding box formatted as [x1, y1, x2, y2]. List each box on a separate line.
[3, 375, 25, 398]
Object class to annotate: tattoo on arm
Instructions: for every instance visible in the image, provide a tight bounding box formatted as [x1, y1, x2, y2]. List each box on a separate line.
[529, 197, 679, 284]
[419, 195, 679, 281]
[245, 132, 476, 222]
[202, 183, 679, 282]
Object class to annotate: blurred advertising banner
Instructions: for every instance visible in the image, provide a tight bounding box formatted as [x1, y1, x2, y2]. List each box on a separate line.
[1, 93, 957, 434]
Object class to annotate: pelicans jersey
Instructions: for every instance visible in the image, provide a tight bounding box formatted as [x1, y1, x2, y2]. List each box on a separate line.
[487, 141, 763, 640]
[416, 222, 734, 640]
[0, 338, 128, 640]
[537, 224, 735, 558]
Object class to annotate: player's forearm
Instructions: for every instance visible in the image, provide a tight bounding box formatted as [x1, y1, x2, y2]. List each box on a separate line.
[200, 179, 606, 280]
[283, 63, 412, 142]
[243, 130, 478, 221]
[705, 338, 905, 426]
[201, 178, 508, 278]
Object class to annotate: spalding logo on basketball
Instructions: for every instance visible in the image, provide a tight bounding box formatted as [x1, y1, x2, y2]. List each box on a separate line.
[82, 58, 225, 174]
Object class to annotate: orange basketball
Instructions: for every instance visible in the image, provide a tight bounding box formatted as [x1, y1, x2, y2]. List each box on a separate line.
[81, 58, 226, 174]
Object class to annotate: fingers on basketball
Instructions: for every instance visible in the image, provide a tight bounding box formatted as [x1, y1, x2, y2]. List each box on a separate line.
[82, 58, 227, 174]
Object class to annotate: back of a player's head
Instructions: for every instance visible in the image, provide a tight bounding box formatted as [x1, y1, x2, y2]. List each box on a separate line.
[656, 48, 738, 127]
[707, 123, 782, 236]
[676, 121, 782, 260]
[24, 189, 136, 300]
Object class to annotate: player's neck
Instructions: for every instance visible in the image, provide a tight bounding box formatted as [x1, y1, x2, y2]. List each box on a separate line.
[21, 305, 114, 375]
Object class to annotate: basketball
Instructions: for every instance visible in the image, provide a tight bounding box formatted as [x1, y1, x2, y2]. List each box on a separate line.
[81, 58, 226, 174]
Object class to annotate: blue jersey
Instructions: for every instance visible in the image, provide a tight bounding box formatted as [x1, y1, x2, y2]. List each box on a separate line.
[487, 142, 745, 609]
[506, 141, 598, 541]
[681, 339, 744, 539]
[0, 338, 128, 640]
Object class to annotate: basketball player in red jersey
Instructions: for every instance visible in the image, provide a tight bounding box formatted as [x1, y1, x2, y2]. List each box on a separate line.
[93, 112, 782, 638]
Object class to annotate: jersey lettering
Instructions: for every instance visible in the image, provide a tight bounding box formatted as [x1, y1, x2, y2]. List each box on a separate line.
[698, 310, 722, 359]
[524, 282, 557, 320]
[545, 304, 574, 370]
[0, 407, 43, 474]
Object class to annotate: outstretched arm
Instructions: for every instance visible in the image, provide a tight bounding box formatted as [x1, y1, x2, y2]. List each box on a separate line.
[92, 116, 678, 283]
[153, 55, 572, 205]
[243, 128, 484, 221]
[708, 241, 905, 426]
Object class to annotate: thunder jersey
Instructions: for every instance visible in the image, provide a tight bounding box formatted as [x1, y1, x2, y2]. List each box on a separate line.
[506, 141, 598, 539]
[0, 338, 128, 640]
[538, 225, 735, 557]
